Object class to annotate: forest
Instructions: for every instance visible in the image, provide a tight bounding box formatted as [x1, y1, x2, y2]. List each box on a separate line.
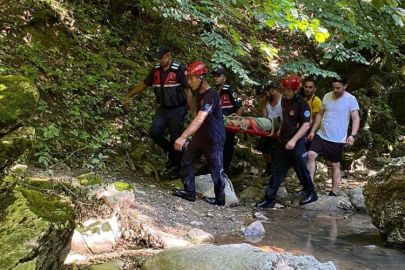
[1, 0, 405, 269]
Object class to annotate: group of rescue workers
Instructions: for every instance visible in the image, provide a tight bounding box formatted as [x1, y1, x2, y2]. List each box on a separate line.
[123, 45, 361, 208]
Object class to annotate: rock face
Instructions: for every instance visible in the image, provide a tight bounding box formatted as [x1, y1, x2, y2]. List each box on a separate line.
[364, 158, 405, 250]
[0, 187, 75, 270]
[0, 75, 39, 134]
[142, 244, 336, 270]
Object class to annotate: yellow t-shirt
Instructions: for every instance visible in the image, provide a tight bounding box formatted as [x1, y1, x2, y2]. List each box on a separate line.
[306, 95, 322, 123]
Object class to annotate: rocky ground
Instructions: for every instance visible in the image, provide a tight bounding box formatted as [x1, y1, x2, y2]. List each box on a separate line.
[27, 157, 372, 270]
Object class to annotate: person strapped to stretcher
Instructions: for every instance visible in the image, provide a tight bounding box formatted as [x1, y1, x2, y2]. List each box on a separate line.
[224, 114, 281, 136]
[224, 79, 282, 137]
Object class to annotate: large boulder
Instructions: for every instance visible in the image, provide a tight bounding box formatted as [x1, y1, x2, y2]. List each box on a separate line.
[0, 76, 39, 134]
[195, 174, 239, 207]
[364, 157, 405, 250]
[142, 244, 336, 270]
[0, 186, 75, 270]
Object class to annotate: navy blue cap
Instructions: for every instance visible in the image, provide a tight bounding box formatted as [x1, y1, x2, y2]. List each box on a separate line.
[211, 66, 227, 76]
[153, 45, 172, 58]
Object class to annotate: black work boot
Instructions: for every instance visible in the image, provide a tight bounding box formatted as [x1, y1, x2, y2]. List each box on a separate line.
[203, 197, 225, 206]
[255, 199, 275, 208]
[299, 189, 318, 205]
[172, 189, 196, 202]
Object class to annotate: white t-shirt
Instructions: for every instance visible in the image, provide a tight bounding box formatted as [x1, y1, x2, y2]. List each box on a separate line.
[317, 92, 359, 143]
[266, 97, 283, 120]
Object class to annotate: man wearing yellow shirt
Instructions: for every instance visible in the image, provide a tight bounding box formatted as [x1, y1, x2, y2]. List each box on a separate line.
[302, 76, 322, 150]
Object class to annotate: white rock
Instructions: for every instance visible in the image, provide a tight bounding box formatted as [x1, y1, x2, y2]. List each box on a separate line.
[188, 228, 214, 244]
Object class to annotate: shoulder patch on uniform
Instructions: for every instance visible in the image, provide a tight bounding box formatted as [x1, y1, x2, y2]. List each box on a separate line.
[232, 92, 238, 98]
[170, 62, 180, 70]
[304, 110, 310, 117]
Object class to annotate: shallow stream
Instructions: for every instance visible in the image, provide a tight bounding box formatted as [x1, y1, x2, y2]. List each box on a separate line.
[216, 209, 405, 270]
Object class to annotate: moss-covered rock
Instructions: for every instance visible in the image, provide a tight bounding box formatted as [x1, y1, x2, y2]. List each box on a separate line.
[0, 126, 35, 171]
[0, 76, 39, 134]
[0, 187, 75, 270]
[114, 181, 135, 192]
[77, 172, 103, 186]
[364, 158, 405, 250]
[0, 175, 17, 202]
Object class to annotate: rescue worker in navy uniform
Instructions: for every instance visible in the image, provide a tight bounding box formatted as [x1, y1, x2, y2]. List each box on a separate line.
[172, 61, 226, 206]
[256, 75, 318, 208]
[123, 45, 196, 180]
[212, 66, 243, 173]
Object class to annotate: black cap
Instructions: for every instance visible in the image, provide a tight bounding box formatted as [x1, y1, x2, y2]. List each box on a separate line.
[153, 45, 172, 58]
[211, 66, 227, 76]
[256, 79, 275, 95]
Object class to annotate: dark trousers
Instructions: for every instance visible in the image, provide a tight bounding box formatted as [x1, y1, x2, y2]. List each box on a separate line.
[223, 131, 235, 171]
[149, 106, 186, 166]
[265, 138, 314, 201]
[181, 139, 226, 204]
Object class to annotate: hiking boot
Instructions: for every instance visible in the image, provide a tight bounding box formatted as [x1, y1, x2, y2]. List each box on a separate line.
[255, 199, 275, 208]
[172, 189, 196, 202]
[203, 197, 225, 206]
[299, 190, 318, 205]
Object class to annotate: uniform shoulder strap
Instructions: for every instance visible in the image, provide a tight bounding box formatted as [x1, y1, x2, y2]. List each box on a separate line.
[170, 61, 181, 71]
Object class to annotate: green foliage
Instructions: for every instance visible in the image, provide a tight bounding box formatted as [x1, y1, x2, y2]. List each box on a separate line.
[275, 59, 339, 78]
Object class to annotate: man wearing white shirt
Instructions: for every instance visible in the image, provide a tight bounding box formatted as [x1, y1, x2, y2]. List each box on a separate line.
[307, 77, 360, 196]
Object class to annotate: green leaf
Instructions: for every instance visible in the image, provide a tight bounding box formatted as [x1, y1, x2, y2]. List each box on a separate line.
[392, 14, 404, 27]
[266, 19, 275, 27]
[372, 0, 384, 9]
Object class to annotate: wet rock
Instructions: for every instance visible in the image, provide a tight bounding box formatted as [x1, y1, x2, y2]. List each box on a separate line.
[89, 259, 124, 270]
[244, 221, 265, 237]
[195, 174, 239, 207]
[348, 188, 366, 212]
[188, 228, 214, 244]
[299, 196, 355, 213]
[364, 157, 405, 250]
[142, 244, 336, 270]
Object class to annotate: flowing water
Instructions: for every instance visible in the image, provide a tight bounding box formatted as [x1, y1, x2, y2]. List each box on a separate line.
[216, 208, 405, 270]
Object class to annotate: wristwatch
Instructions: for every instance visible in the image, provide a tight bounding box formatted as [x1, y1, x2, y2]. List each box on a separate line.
[350, 133, 356, 139]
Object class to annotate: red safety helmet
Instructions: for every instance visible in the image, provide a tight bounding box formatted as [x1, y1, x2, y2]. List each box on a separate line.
[186, 61, 207, 76]
[282, 75, 301, 90]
